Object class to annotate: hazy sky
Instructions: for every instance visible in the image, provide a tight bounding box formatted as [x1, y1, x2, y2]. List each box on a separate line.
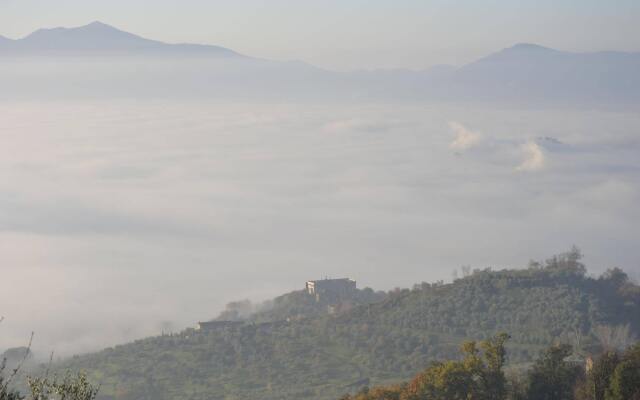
[1, 0, 640, 69]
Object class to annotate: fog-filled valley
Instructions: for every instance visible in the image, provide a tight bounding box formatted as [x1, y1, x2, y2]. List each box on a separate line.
[2, 99, 639, 357]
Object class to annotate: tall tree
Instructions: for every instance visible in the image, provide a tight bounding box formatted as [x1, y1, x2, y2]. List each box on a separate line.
[606, 344, 640, 400]
[526, 344, 581, 400]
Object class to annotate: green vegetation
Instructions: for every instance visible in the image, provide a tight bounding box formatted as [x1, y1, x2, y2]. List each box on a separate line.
[343, 337, 640, 400]
[54, 249, 639, 400]
[342, 333, 512, 400]
[0, 336, 99, 400]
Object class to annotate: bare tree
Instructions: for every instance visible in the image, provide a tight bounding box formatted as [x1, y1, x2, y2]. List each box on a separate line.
[594, 324, 637, 351]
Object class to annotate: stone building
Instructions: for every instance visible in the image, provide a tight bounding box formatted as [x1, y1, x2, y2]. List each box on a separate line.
[305, 278, 356, 303]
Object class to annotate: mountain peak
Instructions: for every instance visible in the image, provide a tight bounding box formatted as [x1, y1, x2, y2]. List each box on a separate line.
[87, 21, 110, 27]
[494, 43, 560, 57]
[79, 21, 124, 33]
[18, 22, 157, 51]
[23, 21, 125, 39]
[468, 42, 561, 66]
[509, 43, 550, 51]
[3, 21, 241, 57]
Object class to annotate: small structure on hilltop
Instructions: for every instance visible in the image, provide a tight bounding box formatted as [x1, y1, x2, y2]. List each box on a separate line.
[306, 278, 356, 303]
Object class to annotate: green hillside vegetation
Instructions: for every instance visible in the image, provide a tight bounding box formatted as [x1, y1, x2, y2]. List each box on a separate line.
[343, 335, 640, 400]
[54, 249, 640, 400]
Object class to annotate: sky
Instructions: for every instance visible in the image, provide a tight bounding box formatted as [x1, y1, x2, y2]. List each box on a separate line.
[1, 0, 640, 69]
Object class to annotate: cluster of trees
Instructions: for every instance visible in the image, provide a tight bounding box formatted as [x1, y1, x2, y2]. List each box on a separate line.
[341, 333, 512, 400]
[342, 336, 640, 400]
[0, 331, 98, 400]
[49, 250, 639, 399]
[573, 344, 640, 400]
[1, 370, 99, 400]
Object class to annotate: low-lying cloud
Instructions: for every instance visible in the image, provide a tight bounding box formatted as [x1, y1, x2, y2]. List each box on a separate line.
[448, 121, 482, 151]
[1, 101, 639, 358]
[517, 141, 546, 171]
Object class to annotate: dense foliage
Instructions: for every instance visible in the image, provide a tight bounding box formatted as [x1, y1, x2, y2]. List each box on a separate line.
[343, 340, 640, 400]
[55, 249, 639, 400]
[341, 333, 511, 400]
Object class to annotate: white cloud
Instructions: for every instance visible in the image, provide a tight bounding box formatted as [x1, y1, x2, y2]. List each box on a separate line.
[448, 121, 482, 151]
[517, 141, 545, 171]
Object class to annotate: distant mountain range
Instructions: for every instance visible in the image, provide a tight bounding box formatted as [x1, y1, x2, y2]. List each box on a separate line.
[2, 22, 639, 104]
[0, 21, 241, 56]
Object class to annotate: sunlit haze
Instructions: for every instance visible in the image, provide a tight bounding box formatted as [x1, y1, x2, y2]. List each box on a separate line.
[1, 4, 639, 400]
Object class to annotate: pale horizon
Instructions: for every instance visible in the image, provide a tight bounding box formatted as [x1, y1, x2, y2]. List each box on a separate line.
[2, 0, 640, 70]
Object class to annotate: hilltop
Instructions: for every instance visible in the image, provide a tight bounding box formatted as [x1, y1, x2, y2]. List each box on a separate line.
[52, 249, 639, 400]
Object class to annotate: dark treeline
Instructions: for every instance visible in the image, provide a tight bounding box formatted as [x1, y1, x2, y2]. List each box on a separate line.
[342, 334, 640, 400]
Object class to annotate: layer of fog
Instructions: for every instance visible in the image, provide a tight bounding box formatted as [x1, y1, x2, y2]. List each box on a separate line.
[2, 53, 639, 105]
[1, 100, 639, 359]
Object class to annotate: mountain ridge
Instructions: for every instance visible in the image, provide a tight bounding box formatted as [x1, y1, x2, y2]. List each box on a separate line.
[1, 22, 640, 104]
[0, 21, 242, 57]
[2, 22, 639, 65]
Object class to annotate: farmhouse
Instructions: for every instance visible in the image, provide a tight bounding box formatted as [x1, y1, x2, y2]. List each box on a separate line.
[305, 278, 356, 302]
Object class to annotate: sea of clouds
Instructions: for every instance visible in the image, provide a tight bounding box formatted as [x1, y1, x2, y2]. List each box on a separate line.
[1, 100, 639, 357]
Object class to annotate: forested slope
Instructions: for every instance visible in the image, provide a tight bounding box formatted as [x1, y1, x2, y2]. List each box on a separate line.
[57, 250, 640, 400]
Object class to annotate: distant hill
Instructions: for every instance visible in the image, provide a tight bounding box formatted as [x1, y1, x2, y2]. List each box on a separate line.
[0, 21, 242, 57]
[52, 250, 640, 400]
[1, 23, 639, 104]
[448, 43, 640, 103]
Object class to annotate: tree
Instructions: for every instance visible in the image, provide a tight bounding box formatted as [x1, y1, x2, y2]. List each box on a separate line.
[525, 344, 581, 400]
[589, 351, 620, 400]
[606, 344, 640, 400]
[394, 334, 509, 400]
[479, 332, 510, 400]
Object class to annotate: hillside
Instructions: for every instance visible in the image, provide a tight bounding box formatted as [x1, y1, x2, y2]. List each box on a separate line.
[56, 250, 640, 400]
